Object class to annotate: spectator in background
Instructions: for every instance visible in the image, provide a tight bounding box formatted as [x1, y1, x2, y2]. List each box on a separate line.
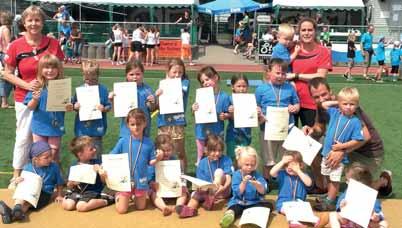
[175, 10, 192, 29]
[59, 20, 71, 39]
[70, 22, 83, 64]
[361, 24, 375, 80]
[0, 11, 13, 109]
[233, 22, 243, 55]
[374, 36, 391, 82]
[343, 31, 356, 81]
[181, 28, 194, 66]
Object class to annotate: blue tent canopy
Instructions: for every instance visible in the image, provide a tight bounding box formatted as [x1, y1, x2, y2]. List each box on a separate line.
[198, 0, 270, 15]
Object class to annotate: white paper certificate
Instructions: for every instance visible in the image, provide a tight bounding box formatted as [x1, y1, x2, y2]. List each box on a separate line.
[264, 106, 289, 140]
[102, 154, 131, 192]
[47, 78, 71, 111]
[159, 78, 184, 115]
[239, 206, 270, 228]
[13, 171, 43, 208]
[155, 160, 182, 198]
[76, 86, 102, 121]
[181, 174, 217, 191]
[283, 200, 319, 224]
[194, 87, 217, 124]
[113, 82, 137, 118]
[282, 127, 322, 166]
[232, 93, 258, 128]
[68, 164, 97, 184]
[340, 179, 378, 228]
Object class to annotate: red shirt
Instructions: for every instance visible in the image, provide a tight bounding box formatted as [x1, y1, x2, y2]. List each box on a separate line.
[4, 36, 64, 102]
[291, 44, 332, 110]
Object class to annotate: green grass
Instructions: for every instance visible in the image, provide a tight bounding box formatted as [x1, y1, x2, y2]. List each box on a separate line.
[0, 69, 401, 198]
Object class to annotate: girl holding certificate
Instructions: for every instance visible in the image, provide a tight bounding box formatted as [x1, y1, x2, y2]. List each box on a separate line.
[156, 59, 190, 172]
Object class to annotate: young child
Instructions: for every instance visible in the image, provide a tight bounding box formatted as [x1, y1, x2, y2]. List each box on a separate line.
[255, 58, 300, 180]
[156, 58, 190, 172]
[314, 87, 364, 211]
[374, 36, 390, 82]
[390, 41, 401, 82]
[320, 26, 331, 48]
[62, 136, 114, 212]
[145, 26, 156, 66]
[109, 60, 156, 138]
[0, 141, 64, 224]
[180, 28, 194, 65]
[343, 32, 356, 81]
[72, 60, 111, 154]
[177, 134, 232, 218]
[192, 66, 230, 165]
[220, 146, 271, 228]
[226, 74, 252, 162]
[24, 54, 73, 163]
[271, 23, 300, 68]
[329, 163, 388, 228]
[110, 108, 163, 214]
[64, 37, 74, 64]
[148, 134, 188, 216]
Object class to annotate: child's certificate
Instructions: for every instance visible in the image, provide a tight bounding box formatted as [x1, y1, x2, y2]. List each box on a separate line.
[264, 106, 289, 140]
[76, 85, 102, 121]
[47, 78, 71, 111]
[13, 171, 43, 208]
[113, 82, 137, 118]
[282, 200, 319, 224]
[181, 174, 217, 191]
[68, 164, 97, 184]
[239, 206, 271, 228]
[232, 93, 258, 128]
[282, 127, 322, 166]
[155, 160, 182, 198]
[102, 154, 131, 192]
[194, 87, 217, 124]
[158, 78, 184, 114]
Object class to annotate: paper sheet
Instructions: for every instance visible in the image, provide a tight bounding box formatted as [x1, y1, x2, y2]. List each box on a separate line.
[194, 87, 218, 124]
[282, 127, 322, 166]
[283, 200, 319, 224]
[13, 171, 43, 208]
[158, 78, 184, 115]
[155, 160, 182, 198]
[340, 179, 378, 228]
[47, 78, 71, 111]
[68, 164, 97, 184]
[232, 93, 258, 128]
[181, 174, 217, 191]
[113, 82, 138, 118]
[239, 206, 270, 228]
[264, 106, 289, 140]
[102, 154, 131, 192]
[76, 86, 102, 121]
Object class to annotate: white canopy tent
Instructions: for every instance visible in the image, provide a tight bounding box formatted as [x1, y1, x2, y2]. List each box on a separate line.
[272, 0, 364, 10]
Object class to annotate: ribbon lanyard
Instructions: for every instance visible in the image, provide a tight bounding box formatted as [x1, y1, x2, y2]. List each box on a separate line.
[288, 176, 298, 201]
[333, 114, 351, 142]
[269, 82, 282, 107]
[207, 159, 219, 182]
[215, 89, 221, 106]
[129, 136, 143, 186]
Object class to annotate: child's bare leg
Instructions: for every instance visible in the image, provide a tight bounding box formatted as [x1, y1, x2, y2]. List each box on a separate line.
[187, 198, 199, 209]
[327, 181, 339, 201]
[329, 212, 341, 228]
[76, 199, 108, 212]
[115, 194, 130, 214]
[135, 195, 147, 210]
[151, 192, 167, 211]
[176, 191, 188, 206]
[62, 198, 77, 211]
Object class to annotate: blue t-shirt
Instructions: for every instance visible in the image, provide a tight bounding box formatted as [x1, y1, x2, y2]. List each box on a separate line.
[196, 155, 233, 183]
[119, 83, 154, 138]
[376, 42, 385, 61]
[361, 32, 373, 50]
[276, 170, 311, 212]
[110, 136, 155, 190]
[195, 90, 230, 140]
[272, 43, 291, 63]
[73, 84, 111, 137]
[23, 162, 64, 194]
[69, 159, 104, 193]
[24, 88, 66, 137]
[336, 191, 383, 220]
[322, 107, 364, 164]
[228, 170, 267, 208]
[157, 78, 190, 127]
[255, 81, 299, 131]
[390, 48, 401, 66]
[60, 24, 71, 38]
[225, 95, 252, 145]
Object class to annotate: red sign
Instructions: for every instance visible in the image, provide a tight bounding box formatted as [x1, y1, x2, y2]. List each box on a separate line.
[159, 39, 182, 58]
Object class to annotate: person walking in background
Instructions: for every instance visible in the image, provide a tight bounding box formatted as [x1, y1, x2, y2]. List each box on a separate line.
[181, 28, 194, 66]
[343, 31, 356, 81]
[70, 22, 83, 64]
[374, 36, 391, 82]
[0, 11, 13, 109]
[360, 24, 375, 80]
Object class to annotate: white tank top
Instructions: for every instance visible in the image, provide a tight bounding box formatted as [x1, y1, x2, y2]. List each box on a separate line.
[146, 32, 156, 45]
[113, 29, 123, 43]
[132, 29, 143, 42]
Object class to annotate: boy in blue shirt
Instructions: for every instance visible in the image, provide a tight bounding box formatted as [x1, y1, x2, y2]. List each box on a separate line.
[271, 23, 300, 70]
[360, 24, 375, 79]
[390, 41, 401, 82]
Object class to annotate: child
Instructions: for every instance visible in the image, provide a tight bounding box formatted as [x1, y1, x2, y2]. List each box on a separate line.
[62, 136, 114, 212]
[148, 134, 188, 216]
[180, 28, 194, 65]
[314, 87, 364, 211]
[177, 134, 232, 218]
[109, 60, 156, 138]
[64, 37, 73, 64]
[110, 108, 163, 214]
[329, 163, 388, 228]
[343, 32, 356, 81]
[0, 141, 64, 224]
[192, 66, 230, 164]
[374, 36, 390, 82]
[121, 28, 129, 64]
[156, 58, 190, 172]
[320, 26, 331, 48]
[255, 58, 300, 180]
[233, 23, 243, 55]
[226, 74, 252, 161]
[72, 60, 111, 154]
[24, 54, 73, 163]
[145, 26, 156, 66]
[390, 41, 401, 82]
[271, 23, 300, 67]
[220, 146, 271, 228]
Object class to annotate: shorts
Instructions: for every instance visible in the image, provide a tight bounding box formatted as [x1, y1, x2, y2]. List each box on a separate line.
[158, 125, 185, 140]
[149, 186, 188, 198]
[116, 188, 147, 198]
[391, 65, 399, 74]
[378, 60, 385, 66]
[64, 190, 101, 203]
[347, 58, 355, 68]
[363, 49, 373, 68]
[131, 41, 143, 52]
[181, 44, 192, 58]
[259, 132, 284, 167]
[146, 44, 155, 49]
[321, 156, 344, 182]
[113, 42, 122, 47]
[31, 191, 52, 210]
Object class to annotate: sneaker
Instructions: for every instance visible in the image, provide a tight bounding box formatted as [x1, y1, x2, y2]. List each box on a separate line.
[343, 74, 348, 79]
[0, 201, 12, 224]
[220, 211, 235, 228]
[100, 193, 115, 205]
[346, 77, 354, 81]
[202, 195, 215, 211]
[11, 204, 25, 221]
[176, 205, 197, 218]
[7, 178, 17, 190]
[378, 170, 392, 197]
[314, 198, 336, 211]
[189, 62, 195, 66]
[376, 79, 384, 83]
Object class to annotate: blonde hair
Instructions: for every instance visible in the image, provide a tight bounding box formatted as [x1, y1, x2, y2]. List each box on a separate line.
[81, 60, 100, 79]
[235, 146, 259, 168]
[347, 32, 356, 42]
[21, 5, 46, 24]
[337, 87, 359, 104]
[278, 23, 295, 38]
[36, 54, 64, 87]
[0, 11, 13, 27]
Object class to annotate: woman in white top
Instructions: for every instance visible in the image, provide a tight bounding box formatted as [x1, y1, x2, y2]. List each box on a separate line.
[130, 24, 145, 61]
[121, 28, 129, 63]
[112, 24, 123, 65]
[154, 27, 160, 64]
[0, 11, 13, 108]
[145, 27, 157, 66]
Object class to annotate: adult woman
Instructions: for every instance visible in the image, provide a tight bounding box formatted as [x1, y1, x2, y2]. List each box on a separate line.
[3, 6, 64, 189]
[0, 11, 13, 108]
[287, 18, 332, 127]
[70, 22, 83, 64]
